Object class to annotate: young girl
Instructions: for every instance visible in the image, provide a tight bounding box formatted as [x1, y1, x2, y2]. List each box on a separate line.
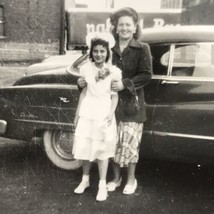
[72, 32, 121, 201]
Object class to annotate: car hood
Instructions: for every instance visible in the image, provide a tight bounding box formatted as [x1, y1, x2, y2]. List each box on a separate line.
[25, 53, 82, 76]
[14, 53, 88, 86]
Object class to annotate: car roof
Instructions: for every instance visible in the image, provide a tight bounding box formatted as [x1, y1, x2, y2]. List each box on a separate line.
[140, 25, 214, 44]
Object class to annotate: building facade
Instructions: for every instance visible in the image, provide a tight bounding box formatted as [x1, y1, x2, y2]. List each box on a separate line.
[68, 0, 183, 11]
[182, 0, 214, 25]
[0, 0, 64, 63]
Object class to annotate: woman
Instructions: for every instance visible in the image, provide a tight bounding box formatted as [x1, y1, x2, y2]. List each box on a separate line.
[106, 7, 152, 194]
[73, 32, 122, 201]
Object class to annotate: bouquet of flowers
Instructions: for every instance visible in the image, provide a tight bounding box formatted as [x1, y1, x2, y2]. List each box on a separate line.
[95, 66, 111, 82]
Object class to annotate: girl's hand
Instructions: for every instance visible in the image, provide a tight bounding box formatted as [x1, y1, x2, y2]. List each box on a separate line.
[111, 80, 124, 92]
[105, 113, 114, 126]
[77, 77, 87, 88]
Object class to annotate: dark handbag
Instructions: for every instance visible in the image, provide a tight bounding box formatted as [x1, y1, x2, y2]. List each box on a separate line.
[117, 79, 141, 116]
[122, 79, 141, 116]
[123, 94, 140, 116]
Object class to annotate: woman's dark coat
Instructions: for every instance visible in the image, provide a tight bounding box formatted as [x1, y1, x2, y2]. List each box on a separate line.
[112, 38, 152, 123]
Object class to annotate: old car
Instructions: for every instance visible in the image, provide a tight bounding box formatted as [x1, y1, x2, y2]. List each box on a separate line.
[0, 25, 214, 170]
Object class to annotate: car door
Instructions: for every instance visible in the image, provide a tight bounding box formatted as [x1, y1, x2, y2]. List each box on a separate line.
[152, 42, 214, 162]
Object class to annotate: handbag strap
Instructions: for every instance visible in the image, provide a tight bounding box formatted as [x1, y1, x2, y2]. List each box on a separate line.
[123, 79, 138, 96]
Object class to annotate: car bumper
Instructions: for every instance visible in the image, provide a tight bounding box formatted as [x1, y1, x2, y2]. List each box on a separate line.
[0, 120, 7, 134]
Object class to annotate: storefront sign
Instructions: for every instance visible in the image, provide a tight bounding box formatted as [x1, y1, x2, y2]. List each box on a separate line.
[67, 9, 181, 49]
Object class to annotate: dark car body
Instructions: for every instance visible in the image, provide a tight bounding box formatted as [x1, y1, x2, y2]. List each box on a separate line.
[1, 26, 214, 169]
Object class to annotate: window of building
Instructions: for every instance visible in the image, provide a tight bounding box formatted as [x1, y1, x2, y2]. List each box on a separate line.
[0, 5, 4, 37]
[74, 0, 111, 8]
[161, 0, 182, 8]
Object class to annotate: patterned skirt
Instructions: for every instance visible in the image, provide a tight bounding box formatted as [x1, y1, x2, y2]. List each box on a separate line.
[114, 122, 144, 167]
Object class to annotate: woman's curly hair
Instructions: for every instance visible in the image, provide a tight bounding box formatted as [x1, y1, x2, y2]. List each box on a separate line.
[110, 7, 142, 40]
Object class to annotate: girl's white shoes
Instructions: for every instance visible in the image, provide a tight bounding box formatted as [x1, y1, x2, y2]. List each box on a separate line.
[74, 178, 137, 200]
[106, 177, 122, 192]
[74, 181, 90, 194]
[96, 187, 108, 201]
[74, 180, 108, 201]
[123, 179, 137, 195]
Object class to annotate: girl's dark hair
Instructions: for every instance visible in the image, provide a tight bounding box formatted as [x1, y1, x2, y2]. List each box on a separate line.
[110, 7, 142, 40]
[89, 38, 110, 62]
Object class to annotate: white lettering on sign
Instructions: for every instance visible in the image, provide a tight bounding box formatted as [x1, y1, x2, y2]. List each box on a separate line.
[153, 18, 165, 27]
[86, 18, 179, 34]
[153, 18, 180, 27]
[86, 18, 111, 34]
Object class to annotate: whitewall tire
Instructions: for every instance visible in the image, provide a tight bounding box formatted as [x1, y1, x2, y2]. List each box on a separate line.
[43, 130, 82, 170]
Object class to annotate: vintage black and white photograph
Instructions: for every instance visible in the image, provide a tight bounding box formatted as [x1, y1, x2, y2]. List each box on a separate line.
[0, 0, 214, 213]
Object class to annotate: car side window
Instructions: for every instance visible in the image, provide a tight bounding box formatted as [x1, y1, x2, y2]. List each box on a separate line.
[152, 45, 170, 75]
[171, 43, 214, 78]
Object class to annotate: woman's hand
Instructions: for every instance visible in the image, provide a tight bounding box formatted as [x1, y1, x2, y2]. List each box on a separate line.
[111, 80, 124, 92]
[77, 77, 87, 88]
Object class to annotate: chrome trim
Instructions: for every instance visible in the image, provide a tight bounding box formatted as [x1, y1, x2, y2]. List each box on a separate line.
[153, 131, 214, 141]
[14, 119, 73, 127]
[152, 75, 214, 82]
[143, 130, 153, 135]
[0, 120, 7, 134]
[161, 80, 179, 85]
[167, 44, 175, 76]
[5, 85, 78, 89]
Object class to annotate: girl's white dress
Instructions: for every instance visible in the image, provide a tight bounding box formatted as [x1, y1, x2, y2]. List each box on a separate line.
[73, 61, 122, 161]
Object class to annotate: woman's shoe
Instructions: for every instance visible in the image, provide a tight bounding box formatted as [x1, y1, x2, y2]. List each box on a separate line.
[123, 179, 137, 195]
[96, 187, 108, 201]
[74, 181, 90, 194]
[107, 177, 122, 192]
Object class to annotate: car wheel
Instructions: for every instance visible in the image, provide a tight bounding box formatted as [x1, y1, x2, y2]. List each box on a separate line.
[43, 130, 82, 170]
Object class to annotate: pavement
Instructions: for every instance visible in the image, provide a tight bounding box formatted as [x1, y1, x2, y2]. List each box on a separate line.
[0, 138, 213, 214]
